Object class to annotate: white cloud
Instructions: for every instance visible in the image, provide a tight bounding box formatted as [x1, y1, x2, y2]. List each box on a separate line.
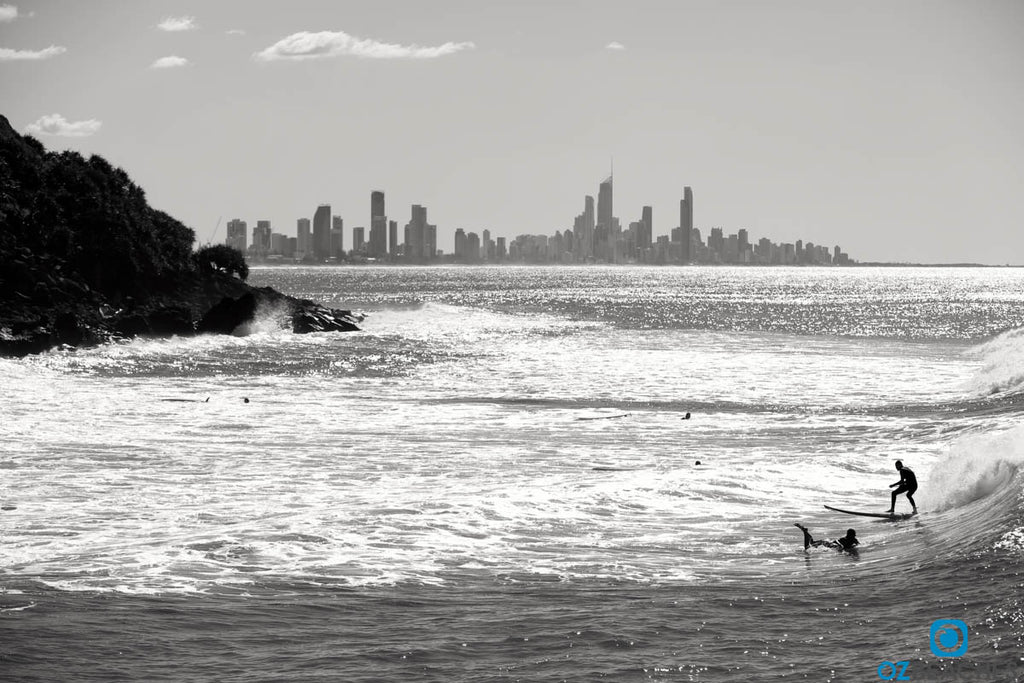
[606, 42, 626, 50]
[158, 16, 197, 32]
[151, 55, 189, 69]
[25, 114, 101, 137]
[0, 4, 17, 22]
[0, 45, 66, 61]
[254, 30, 475, 62]
[226, 29, 245, 36]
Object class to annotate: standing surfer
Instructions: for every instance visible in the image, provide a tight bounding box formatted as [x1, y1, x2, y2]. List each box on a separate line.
[887, 460, 918, 514]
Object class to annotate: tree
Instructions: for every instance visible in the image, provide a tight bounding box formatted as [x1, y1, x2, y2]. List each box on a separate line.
[194, 244, 249, 281]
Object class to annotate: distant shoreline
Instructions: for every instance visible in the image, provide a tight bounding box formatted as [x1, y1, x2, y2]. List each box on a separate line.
[245, 260, 1023, 269]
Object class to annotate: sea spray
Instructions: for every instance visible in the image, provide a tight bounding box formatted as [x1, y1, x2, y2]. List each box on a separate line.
[966, 324, 1024, 396]
[927, 424, 1024, 511]
[232, 300, 291, 336]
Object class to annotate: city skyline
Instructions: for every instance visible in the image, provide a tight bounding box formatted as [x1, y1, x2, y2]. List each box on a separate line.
[223, 177, 852, 266]
[2, 2, 1023, 264]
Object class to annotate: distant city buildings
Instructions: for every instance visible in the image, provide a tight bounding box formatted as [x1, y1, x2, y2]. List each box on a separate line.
[225, 176, 854, 266]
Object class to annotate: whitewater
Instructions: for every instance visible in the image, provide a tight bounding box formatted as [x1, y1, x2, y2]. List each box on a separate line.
[1, 265, 1022, 682]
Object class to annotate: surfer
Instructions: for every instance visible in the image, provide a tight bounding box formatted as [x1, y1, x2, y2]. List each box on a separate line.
[887, 460, 918, 514]
[794, 523, 859, 553]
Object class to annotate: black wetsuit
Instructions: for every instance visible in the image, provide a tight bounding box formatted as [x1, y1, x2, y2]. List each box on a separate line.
[894, 467, 918, 496]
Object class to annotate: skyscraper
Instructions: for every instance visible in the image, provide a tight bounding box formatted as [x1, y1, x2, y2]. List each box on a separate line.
[640, 206, 653, 250]
[253, 220, 272, 257]
[331, 215, 344, 258]
[405, 204, 428, 262]
[226, 219, 247, 253]
[388, 220, 398, 258]
[597, 176, 613, 234]
[679, 186, 693, 263]
[296, 218, 310, 257]
[370, 190, 387, 258]
[313, 204, 331, 261]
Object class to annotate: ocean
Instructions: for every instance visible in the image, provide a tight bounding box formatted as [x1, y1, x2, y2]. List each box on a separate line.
[2, 265, 1023, 682]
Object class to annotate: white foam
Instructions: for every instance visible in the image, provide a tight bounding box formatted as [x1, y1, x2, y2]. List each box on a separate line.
[966, 325, 1024, 396]
[927, 424, 1024, 511]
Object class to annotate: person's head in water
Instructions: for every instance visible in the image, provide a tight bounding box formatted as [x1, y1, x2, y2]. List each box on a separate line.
[243, 397, 250, 403]
[683, 412, 691, 420]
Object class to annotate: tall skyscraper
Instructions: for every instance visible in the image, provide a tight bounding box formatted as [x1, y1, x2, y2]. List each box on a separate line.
[226, 219, 247, 253]
[331, 215, 344, 258]
[640, 206, 653, 250]
[296, 218, 310, 256]
[253, 220, 272, 257]
[405, 204, 428, 262]
[679, 186, 693, 262]
[597, 176, 613, 233]
[370, 190, 387, 258]
[388, 220, 398, 258]
[313, 204, 331, 261]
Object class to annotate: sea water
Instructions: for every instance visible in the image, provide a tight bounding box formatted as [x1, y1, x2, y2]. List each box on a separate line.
[1, 266, 1023, 682]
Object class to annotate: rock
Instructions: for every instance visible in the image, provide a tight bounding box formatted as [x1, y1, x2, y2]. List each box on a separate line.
[292, 304, 362, 333]
[196, 292, 258, 335]
[147, 306, 195, 336]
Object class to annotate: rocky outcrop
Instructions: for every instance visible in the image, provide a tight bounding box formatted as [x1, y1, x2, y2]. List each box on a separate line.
[0, 267, 362, 357]
[0, 112, 361, 357]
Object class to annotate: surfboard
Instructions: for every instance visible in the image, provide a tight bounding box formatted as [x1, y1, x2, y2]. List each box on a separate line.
[824, 505, 916, 520]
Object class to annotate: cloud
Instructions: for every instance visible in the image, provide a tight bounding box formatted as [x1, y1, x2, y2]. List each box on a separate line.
[25, 114, 101, 137]
[158, 16, 197, 32]
[254, 30, 475, 62]
[0, 4, 17, 22]
[151, 55, 189, 69]
[606, 42, 626, 50]
[0, 45, 66, 61]
[226, 29, 245, 36]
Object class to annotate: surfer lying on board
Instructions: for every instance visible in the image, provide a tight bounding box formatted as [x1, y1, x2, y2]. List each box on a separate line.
[794, 524, 859, 553]
[887, 460, 918, 514]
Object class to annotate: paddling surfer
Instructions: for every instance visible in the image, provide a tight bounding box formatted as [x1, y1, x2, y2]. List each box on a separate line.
[794, 524, 859, 553]
[887, 460, 918, 514]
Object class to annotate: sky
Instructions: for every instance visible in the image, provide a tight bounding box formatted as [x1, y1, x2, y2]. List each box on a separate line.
[2, 0, 1023, 264]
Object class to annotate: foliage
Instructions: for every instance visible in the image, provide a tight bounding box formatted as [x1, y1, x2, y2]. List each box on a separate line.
[194, 244, 249, 281]
[1, 114, 209, 302]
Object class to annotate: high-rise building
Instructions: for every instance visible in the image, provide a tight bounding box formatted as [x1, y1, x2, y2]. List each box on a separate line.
[313, 204, 331, 261]
[640, 206, 653, 250]
[679, 186, 693, 263]
[296, 218, 311, 256]
[597, 176, 613, 233]
[253, 220, 272, 257]
[352, 227, 365, 253]
[454, 228, 467, 259]
[388, 220, 398, 258]
[332, 215, 344, 257]
[370, 190, 387, 258]
[226, 219, 247, 253]
[404, 204, 430, 262]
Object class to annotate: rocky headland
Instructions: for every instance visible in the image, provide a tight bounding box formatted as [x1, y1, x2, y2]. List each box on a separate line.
[0, 114, 360, 357]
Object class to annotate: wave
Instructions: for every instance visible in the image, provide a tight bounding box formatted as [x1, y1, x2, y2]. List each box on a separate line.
[927, 424, 1024, 512]
[966, 325, 1024, 397]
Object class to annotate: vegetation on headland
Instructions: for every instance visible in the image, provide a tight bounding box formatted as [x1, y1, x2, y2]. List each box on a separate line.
[0, 114, 360, 357]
